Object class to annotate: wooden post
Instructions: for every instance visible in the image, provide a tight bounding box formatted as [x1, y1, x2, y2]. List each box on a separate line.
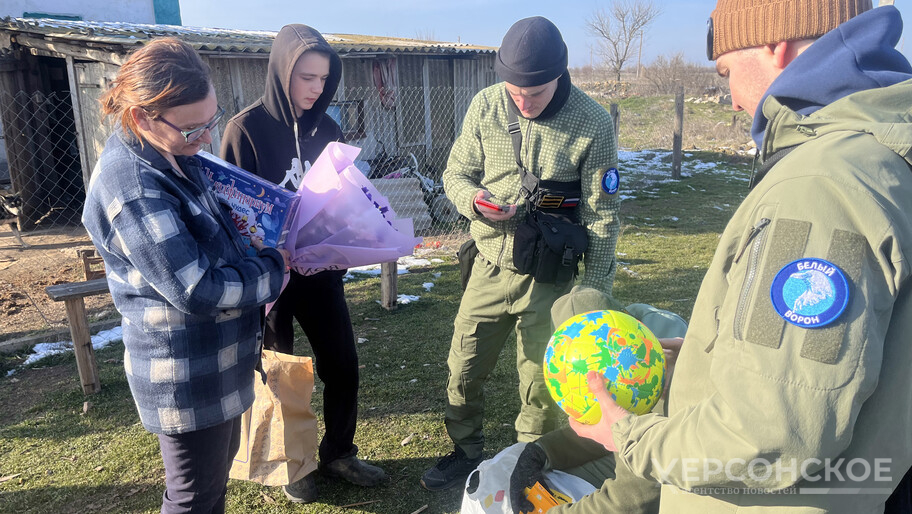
[609, 103, 620, 143]
[380, 261, 398, 311]
[672, 86, 684, 180]
[63, 297, 101, 394]
[46, 278, 109, 394]
[65, 56, 92, 193]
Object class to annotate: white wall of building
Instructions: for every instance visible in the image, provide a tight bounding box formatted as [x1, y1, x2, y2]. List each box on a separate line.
[1, 0, 156, 24]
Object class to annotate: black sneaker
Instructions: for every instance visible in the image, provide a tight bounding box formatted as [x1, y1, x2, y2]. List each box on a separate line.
[282, 472, 317, 503]
[320, 455, 388, 487]
[420, 447, 483, 491]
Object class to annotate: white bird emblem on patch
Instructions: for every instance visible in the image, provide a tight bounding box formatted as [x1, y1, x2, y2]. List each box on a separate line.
[789, 269, 835, 312]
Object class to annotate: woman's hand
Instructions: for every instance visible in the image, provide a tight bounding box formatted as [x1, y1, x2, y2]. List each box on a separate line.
[250, 237, 290, 269]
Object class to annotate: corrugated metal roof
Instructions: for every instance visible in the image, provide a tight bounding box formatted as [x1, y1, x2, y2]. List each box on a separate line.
[0, 17, 496, 56]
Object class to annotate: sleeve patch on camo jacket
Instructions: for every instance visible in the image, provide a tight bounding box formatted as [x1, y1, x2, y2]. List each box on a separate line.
[600, 168, 619, 195]
[770, 258, 849, 328]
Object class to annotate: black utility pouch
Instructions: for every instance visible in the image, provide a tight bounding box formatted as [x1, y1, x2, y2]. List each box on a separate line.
[506, 108, 587, 285]
[513, 210, 588, 285]
[513, 215, 540, 275]
[457, 238, 480, 290]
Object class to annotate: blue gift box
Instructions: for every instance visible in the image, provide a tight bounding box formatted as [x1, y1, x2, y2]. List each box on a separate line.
[197, 151, 299, 256]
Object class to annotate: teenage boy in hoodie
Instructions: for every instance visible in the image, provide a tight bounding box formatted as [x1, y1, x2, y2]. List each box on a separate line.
[221, 24, 387, 504]
[568, 2, 912, 513]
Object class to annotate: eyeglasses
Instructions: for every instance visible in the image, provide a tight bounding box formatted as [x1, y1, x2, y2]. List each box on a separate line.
[706, 17, 714, 61]
[155, 106, 225, 143]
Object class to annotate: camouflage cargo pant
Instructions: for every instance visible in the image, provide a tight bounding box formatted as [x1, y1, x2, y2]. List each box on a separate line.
[444, 255, 572, 459]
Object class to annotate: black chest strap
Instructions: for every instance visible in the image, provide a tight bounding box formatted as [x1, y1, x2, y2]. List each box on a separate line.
[750, 145, 798, 189]
[508, 109, 541, 203]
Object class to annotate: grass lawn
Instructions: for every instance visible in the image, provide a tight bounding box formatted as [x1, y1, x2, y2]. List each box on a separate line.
[0, 151, 752, 513]
[605, 96, 753, 152]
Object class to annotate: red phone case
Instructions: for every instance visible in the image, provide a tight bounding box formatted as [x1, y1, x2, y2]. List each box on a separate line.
[476, 198, 506, 211]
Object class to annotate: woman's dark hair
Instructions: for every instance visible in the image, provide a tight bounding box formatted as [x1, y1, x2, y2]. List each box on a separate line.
[100, 37, 211, 138]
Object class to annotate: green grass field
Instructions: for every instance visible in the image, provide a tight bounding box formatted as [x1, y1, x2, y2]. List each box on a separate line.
[0, 152, 752, 513]
[0, 98, 755, 513]
[605, 96, 753, 152]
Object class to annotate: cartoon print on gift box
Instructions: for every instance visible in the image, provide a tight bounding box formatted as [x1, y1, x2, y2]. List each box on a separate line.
[230, 208, 265, 246]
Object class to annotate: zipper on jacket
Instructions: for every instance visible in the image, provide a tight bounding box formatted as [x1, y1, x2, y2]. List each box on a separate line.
[734, 218, 771, 264]
[733, 218, 770, 340]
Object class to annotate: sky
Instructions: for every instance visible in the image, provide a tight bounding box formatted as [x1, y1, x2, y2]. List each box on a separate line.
[180, 0, 912, 68]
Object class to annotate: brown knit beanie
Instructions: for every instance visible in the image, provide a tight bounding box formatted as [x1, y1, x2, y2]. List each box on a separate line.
[709, 0, 872, 60]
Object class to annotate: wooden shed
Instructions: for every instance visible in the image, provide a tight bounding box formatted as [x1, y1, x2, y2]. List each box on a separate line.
[0, 18, 496, 229]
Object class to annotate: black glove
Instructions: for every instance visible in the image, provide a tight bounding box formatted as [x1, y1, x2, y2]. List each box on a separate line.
[509, 443, 549, 514]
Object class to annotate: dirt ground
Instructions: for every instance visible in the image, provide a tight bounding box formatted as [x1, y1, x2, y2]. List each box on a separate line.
[0, 224, 462, 345]
[0, 225, 116, 343]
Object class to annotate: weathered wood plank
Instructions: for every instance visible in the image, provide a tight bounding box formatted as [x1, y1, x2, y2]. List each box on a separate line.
[45, 278, 109, 301]
[65, 55, 92, 194]
[64, 297, 101, 394]
[13, 35, 125, 65]
[380, 261, 398, 311]
[44, 278, 110, 395]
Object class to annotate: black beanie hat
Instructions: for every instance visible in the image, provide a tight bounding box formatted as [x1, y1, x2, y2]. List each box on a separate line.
[495, 16, 568, 87]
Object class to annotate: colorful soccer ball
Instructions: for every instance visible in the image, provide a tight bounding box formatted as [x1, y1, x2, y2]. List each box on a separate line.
[544, 310, 665, 424]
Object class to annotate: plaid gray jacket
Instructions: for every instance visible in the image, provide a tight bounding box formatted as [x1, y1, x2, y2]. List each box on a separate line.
[82, 131, 285, 435]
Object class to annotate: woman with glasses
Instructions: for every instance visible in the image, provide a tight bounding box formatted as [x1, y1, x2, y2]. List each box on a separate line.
[81, 37, 289, 513]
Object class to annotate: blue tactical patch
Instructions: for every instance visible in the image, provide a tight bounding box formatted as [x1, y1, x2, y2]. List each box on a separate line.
[601, 168, 619, 195]
[770, 258, 849, 328]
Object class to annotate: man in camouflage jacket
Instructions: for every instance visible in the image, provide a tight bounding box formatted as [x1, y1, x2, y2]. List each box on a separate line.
[420, 16, 622, 491]
[571, 2, 912, 512]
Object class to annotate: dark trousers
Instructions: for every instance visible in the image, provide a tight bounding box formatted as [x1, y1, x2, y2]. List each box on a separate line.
[157, 416, 242, 514]
[886, 465, 912, 513]
[264, 269, 359, 464]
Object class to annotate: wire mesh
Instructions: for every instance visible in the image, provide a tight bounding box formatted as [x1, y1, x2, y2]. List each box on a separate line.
[0, 90, 83, 229]
[329, 85, 476, 246]
[0, 85, 479, 245]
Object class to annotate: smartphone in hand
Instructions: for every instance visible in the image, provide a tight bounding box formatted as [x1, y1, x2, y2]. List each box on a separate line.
[476, 198, 508, 212]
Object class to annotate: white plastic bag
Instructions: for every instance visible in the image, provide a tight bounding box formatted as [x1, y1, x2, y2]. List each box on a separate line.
[460, 443, 597, 514]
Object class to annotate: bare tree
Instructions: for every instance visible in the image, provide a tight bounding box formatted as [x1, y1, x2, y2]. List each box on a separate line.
[414, 29, 437, 42]
[586, 0, 662, 82]
[643, 52, 728, 95]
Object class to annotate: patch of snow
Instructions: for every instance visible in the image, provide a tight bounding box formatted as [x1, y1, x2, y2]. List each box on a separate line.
[15, 326, 123, 371]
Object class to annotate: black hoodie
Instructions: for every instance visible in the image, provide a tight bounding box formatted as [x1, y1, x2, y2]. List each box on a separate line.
[221, 24, 344, 191]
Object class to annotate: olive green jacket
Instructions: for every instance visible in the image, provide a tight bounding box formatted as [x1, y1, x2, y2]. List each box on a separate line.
[442, 82, 620, 293]
[610, 80, 912, 512]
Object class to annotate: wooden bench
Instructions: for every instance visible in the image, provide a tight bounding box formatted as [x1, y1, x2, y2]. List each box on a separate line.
[45, 278, 110, 395]
[76, 249, 106, 280]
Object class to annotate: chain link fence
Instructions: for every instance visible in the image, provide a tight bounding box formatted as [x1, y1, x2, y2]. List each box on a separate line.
[0, 90, 83, 229]
[330, 85, 475, 248]
[0, 80, 749, 247]
[0, 85, 476, 247]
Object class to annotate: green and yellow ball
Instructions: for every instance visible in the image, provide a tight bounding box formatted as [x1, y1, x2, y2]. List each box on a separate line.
[544, 310, 665, 424]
